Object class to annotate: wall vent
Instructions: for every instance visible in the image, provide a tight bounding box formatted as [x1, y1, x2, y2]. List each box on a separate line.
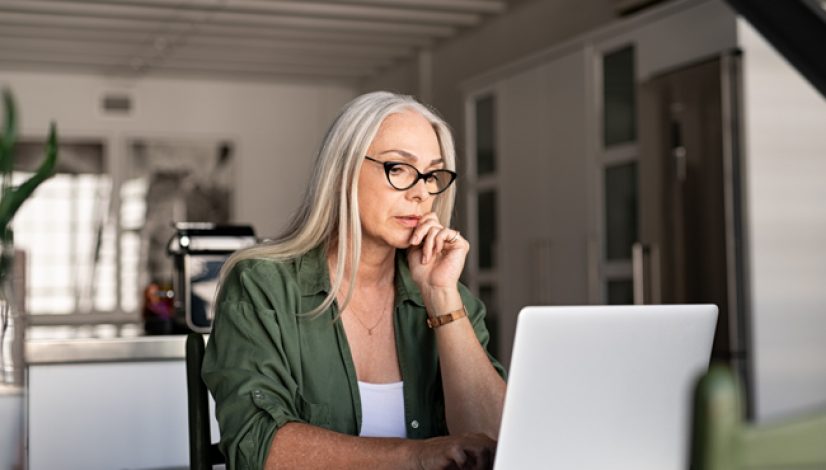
[102, 94, 132, 114]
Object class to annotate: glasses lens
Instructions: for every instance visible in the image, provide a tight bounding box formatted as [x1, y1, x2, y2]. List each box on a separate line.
[387, 163, 418, 190]
[425, 170, 454, 194]
[385, 162, 455, 194]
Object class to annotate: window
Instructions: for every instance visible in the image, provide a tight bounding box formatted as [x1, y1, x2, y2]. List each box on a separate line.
[604, 161, 638, 261]
[13, 137, 235, 331]
[12, 141, 121, 315]
[465, 92, 501, 355]
[477, 190, 498, 270]
[603, 46, 637, 146]
[599, 44, 639, 305]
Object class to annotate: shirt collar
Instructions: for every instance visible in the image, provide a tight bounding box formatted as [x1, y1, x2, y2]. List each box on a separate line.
[297, 243, 424, 307]
[298, 244, 331, 297]
[394, 249, 425, 307]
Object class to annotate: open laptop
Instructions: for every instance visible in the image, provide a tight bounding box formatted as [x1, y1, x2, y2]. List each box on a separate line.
[494, 304, 718, 470]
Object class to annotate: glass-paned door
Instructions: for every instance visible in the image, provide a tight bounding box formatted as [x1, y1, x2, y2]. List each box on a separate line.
[600, 45, 639, 304]
[466, 92, 500, 352]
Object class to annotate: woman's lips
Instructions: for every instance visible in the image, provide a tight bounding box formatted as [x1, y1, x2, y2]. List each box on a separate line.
[395, 216, 420, 228]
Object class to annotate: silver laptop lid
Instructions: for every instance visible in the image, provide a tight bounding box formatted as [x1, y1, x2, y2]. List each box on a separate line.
[494, 304, 717, 470]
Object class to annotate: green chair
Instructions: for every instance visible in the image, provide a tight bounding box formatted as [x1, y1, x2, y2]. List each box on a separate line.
[185, 333, 226, 469]
[690, 363, 826, 470]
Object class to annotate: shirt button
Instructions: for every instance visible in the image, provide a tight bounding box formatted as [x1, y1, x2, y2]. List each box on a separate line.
[410, 420, 419, 429]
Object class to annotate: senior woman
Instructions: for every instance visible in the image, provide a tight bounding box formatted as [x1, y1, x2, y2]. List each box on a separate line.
[203, 91, 506, 469]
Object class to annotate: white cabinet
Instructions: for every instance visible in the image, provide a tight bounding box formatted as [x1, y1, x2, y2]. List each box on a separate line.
[27, 336, 220, 470]
[0, 386, 23, 470]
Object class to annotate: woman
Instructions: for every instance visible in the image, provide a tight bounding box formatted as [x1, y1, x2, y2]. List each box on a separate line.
[203, 91, 507, 469]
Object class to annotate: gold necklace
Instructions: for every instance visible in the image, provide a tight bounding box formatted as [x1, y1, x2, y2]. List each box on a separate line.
[347, 288, 394, 335]
[350, 307, 385, 335]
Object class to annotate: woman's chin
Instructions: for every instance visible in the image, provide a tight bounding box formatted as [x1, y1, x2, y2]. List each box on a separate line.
[361, 232, 412, 250]
[390, 233, 417, 250]
[392, 239, 413, 250]
[386, 229, 415, 249]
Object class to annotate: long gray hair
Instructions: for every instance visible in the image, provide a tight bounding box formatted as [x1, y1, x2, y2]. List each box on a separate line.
[217, 91, 457, 317]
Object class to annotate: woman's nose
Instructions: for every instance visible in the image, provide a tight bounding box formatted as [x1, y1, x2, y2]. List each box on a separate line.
[405, 178, 430, 202]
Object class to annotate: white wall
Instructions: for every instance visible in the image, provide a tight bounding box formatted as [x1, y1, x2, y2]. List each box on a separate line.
[0, 71, 355, 238]
[738, 20, 826, 420]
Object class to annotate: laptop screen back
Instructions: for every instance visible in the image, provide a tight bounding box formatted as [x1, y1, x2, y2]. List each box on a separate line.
[494, 304, 717, 470]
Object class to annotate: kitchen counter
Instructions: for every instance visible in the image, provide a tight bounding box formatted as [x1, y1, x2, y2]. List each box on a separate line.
[25, 334, 210, 469]
[25, 334, 190, 364]
[0, 383, 23, 395]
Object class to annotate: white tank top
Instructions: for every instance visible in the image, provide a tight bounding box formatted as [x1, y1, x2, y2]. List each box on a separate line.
[357, 381, 407, 438]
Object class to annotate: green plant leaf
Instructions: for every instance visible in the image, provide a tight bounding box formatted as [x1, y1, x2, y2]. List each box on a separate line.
[0, 89, 17, 174]
[0, 121, 58, 231]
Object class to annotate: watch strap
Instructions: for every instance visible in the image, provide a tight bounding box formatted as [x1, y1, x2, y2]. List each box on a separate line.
[426, 306, 467, 329]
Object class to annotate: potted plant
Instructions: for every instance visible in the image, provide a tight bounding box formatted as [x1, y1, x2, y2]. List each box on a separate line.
[0, 88, 58, 385]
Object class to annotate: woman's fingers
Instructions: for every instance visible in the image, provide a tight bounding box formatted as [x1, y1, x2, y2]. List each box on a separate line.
[414, 433, 496, 470]
[409, 213, 463, 264]
[423, 226, 463, 264]
[409, 213, 440, 264]
[432, 226, 455, 261]
[421, 224, 441, 264]
[409, 213, 440, 245]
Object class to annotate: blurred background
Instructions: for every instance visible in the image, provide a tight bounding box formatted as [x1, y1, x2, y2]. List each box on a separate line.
[0, 0, 824, 468]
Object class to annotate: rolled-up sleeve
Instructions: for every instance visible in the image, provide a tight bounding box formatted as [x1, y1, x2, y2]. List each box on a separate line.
[202, 262, 304, 470]
[459, 283, 508, 380]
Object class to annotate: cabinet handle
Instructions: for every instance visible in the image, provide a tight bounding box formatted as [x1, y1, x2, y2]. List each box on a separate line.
[632, 243, 661, 304]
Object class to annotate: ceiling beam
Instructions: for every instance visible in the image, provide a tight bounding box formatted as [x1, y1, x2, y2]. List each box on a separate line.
[0, 29, 411, 59]
[38, 0, 482, 26]
[164, 49, 392, 69]
[147, 59, 374, 77]
[0, 14, 435, 47]
[0, 49, 375, 76]
[0, 40, 142, 58]
[180, 36, 411, 58]
[0, 56, 367, 83]
[0, 1, 457, 36]
[316, 0, 507, 14]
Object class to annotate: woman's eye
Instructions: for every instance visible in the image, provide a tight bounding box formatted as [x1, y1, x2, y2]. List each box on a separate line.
[388, 166, 405, 175]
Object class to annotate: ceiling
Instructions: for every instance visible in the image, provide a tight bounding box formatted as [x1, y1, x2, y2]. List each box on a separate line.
[0, 0, 511, 83]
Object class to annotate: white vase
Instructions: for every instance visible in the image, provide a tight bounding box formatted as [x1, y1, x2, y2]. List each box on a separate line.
[0, 242, 24, 469]
[0, 242, 24, 386]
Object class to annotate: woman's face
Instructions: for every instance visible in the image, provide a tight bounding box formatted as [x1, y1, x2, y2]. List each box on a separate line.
[358, 109, 444, 250]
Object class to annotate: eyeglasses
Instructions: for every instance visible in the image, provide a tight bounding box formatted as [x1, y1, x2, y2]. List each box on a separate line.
[364, 156, 457, 195]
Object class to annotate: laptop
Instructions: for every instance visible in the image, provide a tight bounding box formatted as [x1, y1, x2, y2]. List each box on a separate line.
[494, 304, 718, 470]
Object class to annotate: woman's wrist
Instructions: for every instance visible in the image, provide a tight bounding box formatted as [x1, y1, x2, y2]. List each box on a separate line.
[402, 439, 424, 470]
[421, 286, 462, 318]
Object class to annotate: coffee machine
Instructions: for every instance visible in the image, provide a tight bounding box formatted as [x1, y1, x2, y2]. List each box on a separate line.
[167, 223, 256, 333]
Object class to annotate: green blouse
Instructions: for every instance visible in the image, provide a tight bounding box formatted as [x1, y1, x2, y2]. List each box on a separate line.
[202, 245, 505, 469]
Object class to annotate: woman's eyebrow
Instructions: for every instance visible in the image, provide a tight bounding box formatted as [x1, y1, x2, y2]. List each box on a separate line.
[378, 149, 444, 165]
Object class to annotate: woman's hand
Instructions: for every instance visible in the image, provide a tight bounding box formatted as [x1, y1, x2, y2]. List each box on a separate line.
[406, 212, 468, 294]
[411, 433, 496, 470]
